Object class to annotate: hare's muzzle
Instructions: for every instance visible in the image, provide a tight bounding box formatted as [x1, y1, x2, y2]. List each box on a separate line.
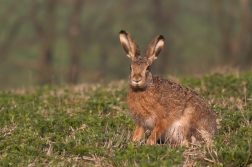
[133, 77, 141, 84]
[131, 79, 143, 88]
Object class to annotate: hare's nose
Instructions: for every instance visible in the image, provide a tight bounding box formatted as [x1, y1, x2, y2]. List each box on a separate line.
[133, 79, 141, 83]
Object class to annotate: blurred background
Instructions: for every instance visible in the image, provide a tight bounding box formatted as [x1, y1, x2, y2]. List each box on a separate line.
[0, 0, 252, 89]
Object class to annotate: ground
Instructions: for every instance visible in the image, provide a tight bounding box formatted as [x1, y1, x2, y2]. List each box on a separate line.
[0, 72, 251, 166]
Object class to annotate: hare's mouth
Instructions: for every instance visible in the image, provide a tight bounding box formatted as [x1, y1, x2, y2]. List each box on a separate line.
[130, 74, 152, 89]
[130, 82, 147, 89]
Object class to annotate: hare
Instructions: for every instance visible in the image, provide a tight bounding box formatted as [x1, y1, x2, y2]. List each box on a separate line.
[119, 30, 217, 145]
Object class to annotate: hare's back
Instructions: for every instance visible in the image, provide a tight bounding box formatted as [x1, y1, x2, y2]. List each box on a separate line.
[153, 76, 215, 117]
[152, 76, 197, 105]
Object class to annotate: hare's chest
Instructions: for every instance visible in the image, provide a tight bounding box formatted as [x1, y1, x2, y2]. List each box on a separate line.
[132, 112, 156, 130]
[127, 91, 165, 129]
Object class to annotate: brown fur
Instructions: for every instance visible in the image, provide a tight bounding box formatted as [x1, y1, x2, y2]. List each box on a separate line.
[119, 30, 217, 145]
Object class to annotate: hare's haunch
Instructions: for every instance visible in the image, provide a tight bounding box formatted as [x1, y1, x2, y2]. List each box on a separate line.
[119, 30, 217, 145]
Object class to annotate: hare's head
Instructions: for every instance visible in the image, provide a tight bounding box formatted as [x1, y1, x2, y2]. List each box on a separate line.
[119, 30, 164, 89]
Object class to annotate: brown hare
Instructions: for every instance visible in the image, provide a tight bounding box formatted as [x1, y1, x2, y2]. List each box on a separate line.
[119, 30, 217, 145]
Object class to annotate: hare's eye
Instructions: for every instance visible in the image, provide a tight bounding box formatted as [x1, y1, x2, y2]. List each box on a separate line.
[130, 66, 132, 71]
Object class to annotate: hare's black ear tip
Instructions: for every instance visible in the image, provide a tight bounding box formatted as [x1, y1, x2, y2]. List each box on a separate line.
[119, 30, 127, 34]
[158, 35, 165, 41]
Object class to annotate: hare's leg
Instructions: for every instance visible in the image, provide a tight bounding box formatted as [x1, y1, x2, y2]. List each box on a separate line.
[146, 117, 172, 145]
[132, 124, 144, 142]
[146, 120, 167, 145]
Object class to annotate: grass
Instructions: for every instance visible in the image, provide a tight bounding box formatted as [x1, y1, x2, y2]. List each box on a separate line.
[0, 72, 252, 166]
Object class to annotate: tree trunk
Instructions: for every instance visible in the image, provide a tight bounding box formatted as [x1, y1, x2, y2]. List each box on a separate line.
[68, 0, 84, 84]
[37, 0, 57, 85]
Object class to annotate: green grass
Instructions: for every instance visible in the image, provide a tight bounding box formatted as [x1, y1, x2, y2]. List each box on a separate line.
[0, 73, 252, 166]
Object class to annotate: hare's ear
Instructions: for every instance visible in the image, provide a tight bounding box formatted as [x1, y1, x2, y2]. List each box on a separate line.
[145, 35, 164, 64]
[119, 30, 140, 60]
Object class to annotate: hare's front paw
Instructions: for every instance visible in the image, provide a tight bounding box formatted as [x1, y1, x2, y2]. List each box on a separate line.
[146, 138, 156, 145]
[132, 124, 144, 142]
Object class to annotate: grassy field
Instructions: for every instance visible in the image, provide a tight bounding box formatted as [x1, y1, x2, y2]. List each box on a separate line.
[0, 72, 252, 166]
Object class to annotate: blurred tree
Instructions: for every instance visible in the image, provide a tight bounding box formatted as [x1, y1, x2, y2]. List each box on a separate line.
[68, 0, 84, 84]
[212, 0, 235, 66]
[0, 19, 24, 63]
[99, 32, 109, 77]
[240, 0, 252, 68]
[213, 0, 252, 68]
[31, 0, 57, 85]
[0, 1, 27, 63]
[153, 0, 178, 75]
[1, 0, 252, 89]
